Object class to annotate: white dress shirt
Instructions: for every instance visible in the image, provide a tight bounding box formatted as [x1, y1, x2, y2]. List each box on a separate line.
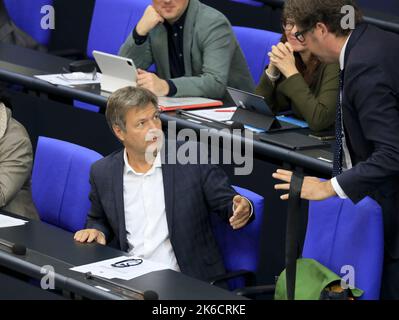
[331, 33, 353, 199]
[123, 149, 180, 271]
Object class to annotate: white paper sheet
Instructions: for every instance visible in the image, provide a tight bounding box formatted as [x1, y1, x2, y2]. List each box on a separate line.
[70, 256, 170, 280]
[35, 72, 102, 87]
[184, 107, 237, 122]
[0, 214, 28, 228]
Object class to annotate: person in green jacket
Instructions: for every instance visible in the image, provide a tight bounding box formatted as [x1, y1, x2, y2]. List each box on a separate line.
[119, 0, 254, 99]
[255, 14, 339, 132]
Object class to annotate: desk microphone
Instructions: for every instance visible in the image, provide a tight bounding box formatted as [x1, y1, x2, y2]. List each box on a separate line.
[85, 272, 159, 300]
[0, 238, 26, 255]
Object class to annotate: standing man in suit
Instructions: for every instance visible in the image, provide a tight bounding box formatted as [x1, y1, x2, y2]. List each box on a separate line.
[118, 0, 254, 99]
[272, 0, 399, 299]
[74, 86, 253, 281]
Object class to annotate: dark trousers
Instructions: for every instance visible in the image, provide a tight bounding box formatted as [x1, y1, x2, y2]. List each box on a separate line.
[380, 251, 399, 299]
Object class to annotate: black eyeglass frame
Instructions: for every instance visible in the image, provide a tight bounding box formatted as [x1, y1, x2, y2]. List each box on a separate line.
[294, 26, 314, 43]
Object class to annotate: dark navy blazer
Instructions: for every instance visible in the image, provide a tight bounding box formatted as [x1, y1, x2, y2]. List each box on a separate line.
[337, 23, 399, 258]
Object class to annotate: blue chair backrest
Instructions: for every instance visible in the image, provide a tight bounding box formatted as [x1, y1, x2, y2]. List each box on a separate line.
[31, 137, 103, 232]
[4, 0, 53, 46]
[211, 186, 264, 288]
[303, 196, 384, 300]
[86, 0, 151, 59]
[233, 26, 281, 84]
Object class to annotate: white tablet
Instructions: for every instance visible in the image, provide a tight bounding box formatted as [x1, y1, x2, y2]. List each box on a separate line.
[92, 50, 137, 93]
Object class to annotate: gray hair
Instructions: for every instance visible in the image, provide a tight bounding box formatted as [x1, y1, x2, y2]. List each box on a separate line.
[105, 86, 158, 131]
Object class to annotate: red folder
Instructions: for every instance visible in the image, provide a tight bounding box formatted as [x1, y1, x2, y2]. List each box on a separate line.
[158, 98, 223, 111]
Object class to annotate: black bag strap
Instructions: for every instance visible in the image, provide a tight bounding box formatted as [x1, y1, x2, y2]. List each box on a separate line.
[285, 172, 304, 300]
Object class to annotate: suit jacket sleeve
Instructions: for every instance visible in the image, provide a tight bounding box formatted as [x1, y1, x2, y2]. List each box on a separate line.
[277, 63, 338, 132]
[255, 69, 290, 113]
[85, 166, 114, 241]
[199, 163, 237, 221]
[171, 19, 236, 98]
[337, 63, 399, 203]
[118, 30, 154, 70]
[199, 161, 255, 224]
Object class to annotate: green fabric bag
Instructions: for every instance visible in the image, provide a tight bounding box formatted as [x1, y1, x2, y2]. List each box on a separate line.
[274, 258, 364, 300]
[277, 173, 364, 300]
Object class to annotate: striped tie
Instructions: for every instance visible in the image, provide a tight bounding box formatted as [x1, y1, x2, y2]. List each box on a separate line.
[332, 70, 344, 177]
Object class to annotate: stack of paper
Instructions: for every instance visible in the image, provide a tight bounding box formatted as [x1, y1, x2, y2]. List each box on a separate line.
[35, 72, 102, 87]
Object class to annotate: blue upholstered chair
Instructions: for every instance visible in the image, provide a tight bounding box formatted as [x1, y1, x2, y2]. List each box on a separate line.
[4, 0, 53, 46]
[31, 137, 103, 232]
[75, 0, 151, 112]
[209, 186, 264, 290]
[86, 0, 151, 59]
[236, 196, 384, 299]
[303, 196, 384, 300]
[232, 26, 281, 84]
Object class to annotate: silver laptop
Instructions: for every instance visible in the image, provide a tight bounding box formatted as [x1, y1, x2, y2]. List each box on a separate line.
[92, 50, 137, 93]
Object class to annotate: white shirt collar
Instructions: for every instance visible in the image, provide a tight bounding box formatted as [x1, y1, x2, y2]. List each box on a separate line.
[123, 149, 162, 176]
[339, 32, 352, 71]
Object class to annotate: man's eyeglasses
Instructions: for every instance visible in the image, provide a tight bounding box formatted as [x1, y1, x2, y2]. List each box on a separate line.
[294, 27, 312, 43]
[111, 258, 143, 268]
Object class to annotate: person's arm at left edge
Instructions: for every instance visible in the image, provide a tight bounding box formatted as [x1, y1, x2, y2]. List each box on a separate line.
[0, 119, 33, 208]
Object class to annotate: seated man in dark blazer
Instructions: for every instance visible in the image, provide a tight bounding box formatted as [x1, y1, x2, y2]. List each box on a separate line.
[74, 86, 253, 281]
[272, 0, 399, 299]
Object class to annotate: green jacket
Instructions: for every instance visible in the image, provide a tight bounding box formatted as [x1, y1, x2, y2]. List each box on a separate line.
[119, 0, 255, 99]
[255, 63, 339, 132]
